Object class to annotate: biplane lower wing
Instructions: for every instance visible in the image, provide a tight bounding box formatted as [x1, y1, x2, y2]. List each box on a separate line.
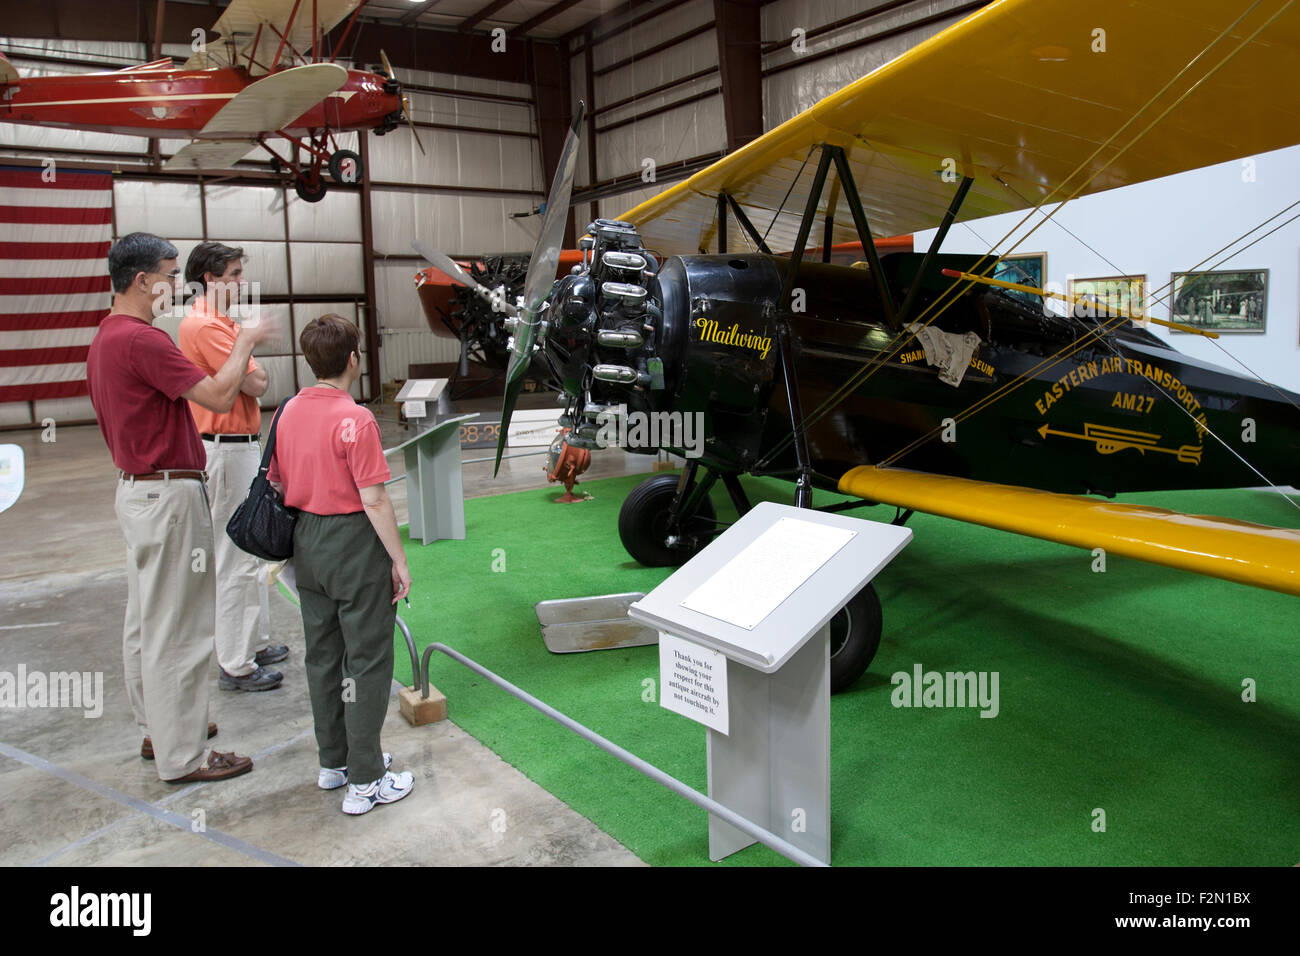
[164, 140, 259, 171]
[198, 62, 347, 137]
[838, 466, 1300, 597]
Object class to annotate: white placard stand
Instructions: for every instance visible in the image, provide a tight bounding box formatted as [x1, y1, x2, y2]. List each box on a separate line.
[386, 410, 476, 546]
[628, 501, 912, 864]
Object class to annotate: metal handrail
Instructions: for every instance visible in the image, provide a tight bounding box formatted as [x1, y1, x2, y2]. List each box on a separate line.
[411, 635, 827, 868]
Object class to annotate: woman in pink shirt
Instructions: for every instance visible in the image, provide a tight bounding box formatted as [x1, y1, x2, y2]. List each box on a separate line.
[268, 314, 414, 814]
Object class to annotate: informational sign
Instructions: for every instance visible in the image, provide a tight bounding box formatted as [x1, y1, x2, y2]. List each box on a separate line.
[681, 517, 856, 630]
[0, 444, 23, 515]
[659, 632, 729, 735]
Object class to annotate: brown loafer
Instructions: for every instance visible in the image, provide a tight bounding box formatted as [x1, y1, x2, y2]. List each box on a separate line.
[142, 722, 217, 760]
[163, 750, 253, 784]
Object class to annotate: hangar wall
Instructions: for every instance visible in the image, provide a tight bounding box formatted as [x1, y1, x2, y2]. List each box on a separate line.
[569, 0, 978, 234]
[914, 144, 1300, 396]
[0, 36, 542, 427]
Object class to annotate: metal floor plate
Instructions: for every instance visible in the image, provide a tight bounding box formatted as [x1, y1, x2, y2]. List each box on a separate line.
[536, 592, 659, 653]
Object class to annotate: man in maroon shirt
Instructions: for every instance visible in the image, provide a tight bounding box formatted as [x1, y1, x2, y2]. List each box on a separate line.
[87, 232, 277, 783]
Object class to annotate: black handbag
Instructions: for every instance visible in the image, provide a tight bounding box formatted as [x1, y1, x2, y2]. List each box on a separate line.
[226, 399, 297, 560]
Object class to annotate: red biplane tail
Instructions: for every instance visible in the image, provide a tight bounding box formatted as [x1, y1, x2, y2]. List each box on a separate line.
[0, 52, 19, 86]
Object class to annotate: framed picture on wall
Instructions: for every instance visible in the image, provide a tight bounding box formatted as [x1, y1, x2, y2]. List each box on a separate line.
[1169, 269, 1267, 333]
[1068, 274, 1147, 324]
[993, 253, 1046, 307]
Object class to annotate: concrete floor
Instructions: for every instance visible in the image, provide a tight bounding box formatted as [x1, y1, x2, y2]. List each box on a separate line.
[0, 402, 658, 866]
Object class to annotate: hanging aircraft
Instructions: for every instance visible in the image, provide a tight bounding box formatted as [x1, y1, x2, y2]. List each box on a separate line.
[410, 0, 1300, 693]
[0, 0, 424, 201]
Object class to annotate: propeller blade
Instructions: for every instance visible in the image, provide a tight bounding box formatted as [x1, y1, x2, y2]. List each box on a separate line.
[492, 374, 526, 475]
[379, 49, 396, 80]
[404, 95, 427, 155]
[411, 239, 518, 317]
[496, 100, 585, 476]
[505, 101, 585, 387]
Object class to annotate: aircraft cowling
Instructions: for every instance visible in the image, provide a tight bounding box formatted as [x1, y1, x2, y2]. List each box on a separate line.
[551, 218, 888, 474]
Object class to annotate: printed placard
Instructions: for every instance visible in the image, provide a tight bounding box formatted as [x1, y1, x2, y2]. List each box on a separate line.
[659, 632, 728, 735]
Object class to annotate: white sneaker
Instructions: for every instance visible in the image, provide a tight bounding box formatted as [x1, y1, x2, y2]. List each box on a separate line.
[342, 770, 415, 815]
[317, 752, 392, 790]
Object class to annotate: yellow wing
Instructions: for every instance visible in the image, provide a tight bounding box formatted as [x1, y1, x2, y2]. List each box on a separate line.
[618, 0, 1300, 254]
[839, 467, 1300, 597]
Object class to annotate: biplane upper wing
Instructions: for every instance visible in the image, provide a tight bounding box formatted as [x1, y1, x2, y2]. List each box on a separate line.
[617, 0, 1300, 256]
[839, 467, 1300, 597]
[183, 0, 363, 73]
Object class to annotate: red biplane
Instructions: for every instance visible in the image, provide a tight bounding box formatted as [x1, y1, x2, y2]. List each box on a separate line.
[0, 0, 422, 201]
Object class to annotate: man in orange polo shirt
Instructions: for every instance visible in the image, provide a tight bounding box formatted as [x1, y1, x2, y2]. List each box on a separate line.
[179, 242, 286, 692]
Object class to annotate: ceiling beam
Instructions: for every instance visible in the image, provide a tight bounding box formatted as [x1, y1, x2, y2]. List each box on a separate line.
[713, 0, 762, 152]
[459, 0, 517, 33]
[400, 0, 445, 28]
[510, 0, 586, 37]
[563, 0, 659, 47]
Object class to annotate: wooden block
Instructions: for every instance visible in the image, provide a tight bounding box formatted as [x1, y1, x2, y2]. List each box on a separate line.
[398, 684, 448, 726]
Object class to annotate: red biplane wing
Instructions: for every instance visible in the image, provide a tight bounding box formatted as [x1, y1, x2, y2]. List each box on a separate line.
[163, 62, 347, 171]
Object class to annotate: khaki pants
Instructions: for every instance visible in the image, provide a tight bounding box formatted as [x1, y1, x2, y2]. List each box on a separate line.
[116, 476, 214, 780]
[203, 439, 271, 677]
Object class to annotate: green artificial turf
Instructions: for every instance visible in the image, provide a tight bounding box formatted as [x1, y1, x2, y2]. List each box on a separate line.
[387, 472, 1299, 866]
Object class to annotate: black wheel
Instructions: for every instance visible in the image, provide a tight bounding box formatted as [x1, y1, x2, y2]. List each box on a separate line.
[294, 177, 328, 203]
[618, 473, 717, 567]
[328, 149, 363, 185]
[829, 582, 883, 693]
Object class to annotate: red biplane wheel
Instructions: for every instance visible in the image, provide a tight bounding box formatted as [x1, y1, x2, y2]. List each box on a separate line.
[328, 149, 364, 185]
[294, 177, 328, 203]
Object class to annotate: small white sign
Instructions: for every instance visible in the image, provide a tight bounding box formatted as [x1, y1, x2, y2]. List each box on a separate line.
[402, 399, 428, 420]
[681, 516, 856, 630]
[659, 632, 728, 735]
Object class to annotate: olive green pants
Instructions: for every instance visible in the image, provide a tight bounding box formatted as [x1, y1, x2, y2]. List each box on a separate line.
[292, 511, 396, 786]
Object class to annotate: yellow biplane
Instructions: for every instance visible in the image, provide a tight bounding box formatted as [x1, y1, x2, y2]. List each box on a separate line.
[415, 0, 1300, 690]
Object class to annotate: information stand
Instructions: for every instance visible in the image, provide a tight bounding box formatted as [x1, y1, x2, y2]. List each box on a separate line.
[628, 501, 912, 864]
[386, 410, 476, 546]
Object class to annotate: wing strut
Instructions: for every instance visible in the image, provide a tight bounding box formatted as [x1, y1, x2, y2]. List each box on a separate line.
[721, 192, 772, 254]
[827, 145, 896, 325]
[897, 175, 974, 324]
[773, 145, 836, 508]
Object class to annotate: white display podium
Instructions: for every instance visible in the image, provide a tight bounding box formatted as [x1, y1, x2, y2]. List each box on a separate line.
[386, 409, 476, 546]
[628, 501, 912, 864]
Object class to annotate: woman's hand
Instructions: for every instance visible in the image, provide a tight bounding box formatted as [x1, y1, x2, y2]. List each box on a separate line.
[391, 560, 411, 605]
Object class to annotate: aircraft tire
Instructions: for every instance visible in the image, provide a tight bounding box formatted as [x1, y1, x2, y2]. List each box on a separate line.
[829, 582, 883, 693]
[618, 473, 717, 567]
[295, 178, 329, 203]
[328, 149, 364, 185]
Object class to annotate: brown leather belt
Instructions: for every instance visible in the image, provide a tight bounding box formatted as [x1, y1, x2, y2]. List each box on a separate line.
[119, 470, 208, 482]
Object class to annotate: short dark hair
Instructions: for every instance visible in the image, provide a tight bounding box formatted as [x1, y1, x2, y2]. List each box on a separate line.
[108, 232, 179, 294]
[185, 241, 245, 291]
[300, 314, 360, 379]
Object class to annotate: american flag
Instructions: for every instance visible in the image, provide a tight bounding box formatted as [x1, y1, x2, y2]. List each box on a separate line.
[0, 166, 112, 405]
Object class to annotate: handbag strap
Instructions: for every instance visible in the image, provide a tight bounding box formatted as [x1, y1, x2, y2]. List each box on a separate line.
[258, 398, 291, 478]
